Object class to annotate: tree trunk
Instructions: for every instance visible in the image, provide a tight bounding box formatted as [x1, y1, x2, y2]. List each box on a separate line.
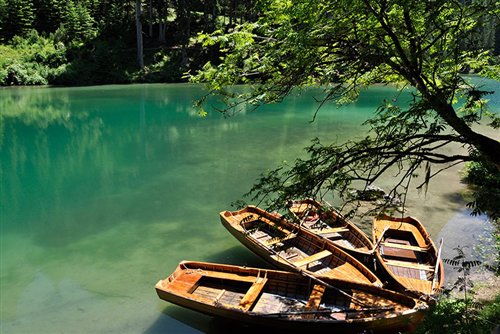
[177, 0, 190, 67]
[203, 0, 217, 32]
[148, 0, 153, 37]
[431, 96, 500, 169]
[229, 0, 235, 26]
[159, 21, 166, 42]
[136, 0, 144, 69]
[158, 0, 166, 43]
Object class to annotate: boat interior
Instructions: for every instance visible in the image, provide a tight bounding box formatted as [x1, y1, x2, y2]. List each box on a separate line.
[290, 204, 370, 251]
[239, 215, 373, 283]
[380, 230, 434, 281]
[171, 265, 407, 319]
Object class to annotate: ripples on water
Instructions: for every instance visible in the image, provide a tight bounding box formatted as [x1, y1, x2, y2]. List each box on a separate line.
[1, 80, 498, 333]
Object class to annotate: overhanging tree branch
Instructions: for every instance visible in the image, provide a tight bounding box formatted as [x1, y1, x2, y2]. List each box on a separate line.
[192, 0, 500, 215]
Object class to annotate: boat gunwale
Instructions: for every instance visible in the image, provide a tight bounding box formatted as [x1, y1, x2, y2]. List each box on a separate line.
[372, 214, 445, 298]
[220, 205, 382, 286]
[155, 260, 426, 324]
[286, 199, 375, 253]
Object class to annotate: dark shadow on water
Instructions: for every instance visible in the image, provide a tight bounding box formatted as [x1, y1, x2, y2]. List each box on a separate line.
[441, 191, 466, 205]
[148, 304, 322, 334]
[145, 305, 210, 334]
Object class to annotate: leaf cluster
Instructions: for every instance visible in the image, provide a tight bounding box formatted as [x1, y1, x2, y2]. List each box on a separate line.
[0, 30, 67, 85]
[192, 0, 500, 216]
[463, 153, 500, 221]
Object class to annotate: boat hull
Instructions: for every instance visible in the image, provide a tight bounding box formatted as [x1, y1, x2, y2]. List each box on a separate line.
[372, 214, 444, 300]
[287, 199, 375, 266]
[220, 206, 382, 286]
[156, 261, 427, 334]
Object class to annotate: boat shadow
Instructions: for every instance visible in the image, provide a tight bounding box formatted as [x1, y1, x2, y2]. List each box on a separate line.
[146, 245, 385, 334]
[148, 303, 343, 334]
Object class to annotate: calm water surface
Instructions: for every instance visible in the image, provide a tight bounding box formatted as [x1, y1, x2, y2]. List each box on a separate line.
[1, 80, 498, 333]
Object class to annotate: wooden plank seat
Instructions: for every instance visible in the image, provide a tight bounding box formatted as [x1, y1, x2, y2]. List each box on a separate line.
[173, 272, 205, 293]
[239, 276, 268, 311]
[263, 233, 296, 247]
[269, 224, 296, 235]
[305, 284, 326, 310]
[293, 250, 332, 267]
[314, 227, 349, 234]
[384, 259, 435, 272]
[200, 271, 259, 283]
[382, 242, 430, 252]
[303, 284, 326, 319]
[249, 230, 270, 240]
[382, 247, 418, 261]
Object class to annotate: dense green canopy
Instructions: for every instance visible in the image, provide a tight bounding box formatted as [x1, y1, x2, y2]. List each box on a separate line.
[192, 0, 500, 219]
[0, 0, 259, 85]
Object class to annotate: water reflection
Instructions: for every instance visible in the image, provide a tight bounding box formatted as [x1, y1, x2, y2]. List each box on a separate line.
[1, 85, 213, 241]
[1, 80, 498, 333]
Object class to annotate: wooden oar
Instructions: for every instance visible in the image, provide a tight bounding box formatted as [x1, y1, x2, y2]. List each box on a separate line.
[256, 237, 373, 308]
[261, 306, 395, 317]
[371, 226, 390, 254]
[430, 238, 444, 294]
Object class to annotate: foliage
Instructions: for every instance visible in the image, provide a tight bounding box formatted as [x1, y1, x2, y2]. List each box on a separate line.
[131, 50, 185, 83]
[417, 246, 499, 334]
[32, 0, 67, 33]
[62, 1, 97, 44]
[0, 0, 260, 86]
[479, 295, 500, 328]
[53, 39, 135, 85]
[192, 0, 500, 215]
[463, 155, 500, 222]
[0, 30, 66, 85]
[415, 296, 500, 334]
[443, 246, 482, 299]
[1, 0, 35, 40]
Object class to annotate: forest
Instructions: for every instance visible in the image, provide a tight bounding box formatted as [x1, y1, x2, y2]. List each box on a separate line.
[0, 0, 499, 86]
[0, 0, 258, 85]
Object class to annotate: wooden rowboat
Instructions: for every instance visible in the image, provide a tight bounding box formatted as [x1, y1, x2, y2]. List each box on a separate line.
[155, 260, 428, 333]
[372, 214, 444, 298]
[220, 205, 382, 286]
[287, 199, 374, 264]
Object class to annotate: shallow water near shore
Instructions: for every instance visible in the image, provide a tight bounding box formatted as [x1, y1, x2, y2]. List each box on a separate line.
[1, 80, 499, 333]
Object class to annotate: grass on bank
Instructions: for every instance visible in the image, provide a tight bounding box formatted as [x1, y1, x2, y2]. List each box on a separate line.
[416, 295, 500, 334]
[417, 244, 499, 334]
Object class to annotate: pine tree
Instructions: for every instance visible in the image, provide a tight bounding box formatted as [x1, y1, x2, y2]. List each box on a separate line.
[0, 0, 7, 42]
[3, 0, 35, 40]
[32, 0, 66, 33]
[63, 0, 96, 43]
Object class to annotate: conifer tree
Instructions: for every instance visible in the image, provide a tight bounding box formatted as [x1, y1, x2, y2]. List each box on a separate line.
[3, 0, 34, 39]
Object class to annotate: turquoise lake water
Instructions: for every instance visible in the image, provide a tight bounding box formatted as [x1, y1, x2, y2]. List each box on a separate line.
[1, 80, 498, 333]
